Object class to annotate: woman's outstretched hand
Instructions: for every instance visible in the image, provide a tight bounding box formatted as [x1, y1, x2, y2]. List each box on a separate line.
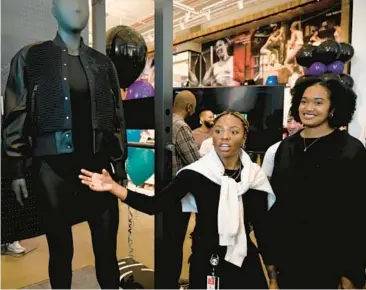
[79, 169, 115, 192]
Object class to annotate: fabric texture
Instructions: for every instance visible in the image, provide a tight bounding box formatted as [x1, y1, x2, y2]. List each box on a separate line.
[199, 137, 214, 157]
[261, 141, 281, 177]
[171, 114, 200, 176]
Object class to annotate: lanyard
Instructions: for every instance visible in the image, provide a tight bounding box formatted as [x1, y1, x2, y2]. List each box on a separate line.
[207, 254, 220, 289]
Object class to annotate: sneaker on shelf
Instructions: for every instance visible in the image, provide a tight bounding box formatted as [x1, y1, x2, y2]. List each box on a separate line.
[7, 241, 26, 254]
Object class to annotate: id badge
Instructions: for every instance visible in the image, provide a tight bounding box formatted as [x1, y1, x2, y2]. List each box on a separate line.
[207, 275, 219, 289]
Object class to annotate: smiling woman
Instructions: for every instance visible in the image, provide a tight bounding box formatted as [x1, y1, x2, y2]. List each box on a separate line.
[263, 77, 366, 289]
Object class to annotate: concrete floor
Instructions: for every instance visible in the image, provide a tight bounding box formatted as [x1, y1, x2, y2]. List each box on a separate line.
[2, 199, 272, 289]
[1, 202, 156, 289]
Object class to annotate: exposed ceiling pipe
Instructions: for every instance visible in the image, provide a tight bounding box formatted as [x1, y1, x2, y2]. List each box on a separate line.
[131, 0, 201, 29]
[201, 0, 231, 12]
[141, 0, 265, 41]
[173, 0, 199, 14]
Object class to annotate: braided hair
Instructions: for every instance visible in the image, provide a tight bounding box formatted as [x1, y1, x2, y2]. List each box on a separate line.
[214, 111, 250, 148]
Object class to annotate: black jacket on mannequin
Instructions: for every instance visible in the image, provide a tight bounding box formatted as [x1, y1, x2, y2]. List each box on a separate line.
[2, 33, 127, 185]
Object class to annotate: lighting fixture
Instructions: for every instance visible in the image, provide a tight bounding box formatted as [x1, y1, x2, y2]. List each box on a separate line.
[184, 12, 190, 22]
[180, 22, 185, 30]
[237, 0, 244, 9]
[206, 10, 211, 21]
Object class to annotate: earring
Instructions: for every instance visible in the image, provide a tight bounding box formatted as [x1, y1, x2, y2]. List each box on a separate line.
[329, 112, 334, 118]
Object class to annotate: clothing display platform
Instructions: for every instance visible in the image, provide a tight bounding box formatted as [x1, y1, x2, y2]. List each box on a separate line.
[119, 257, 154, 289]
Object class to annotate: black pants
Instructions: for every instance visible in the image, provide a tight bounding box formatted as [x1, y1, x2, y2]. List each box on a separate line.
[162, 202, 191, 289]
[34, 156, 120, 289]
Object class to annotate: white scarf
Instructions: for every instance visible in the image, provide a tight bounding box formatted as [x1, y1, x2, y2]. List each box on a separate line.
[177, 149, 276, 267]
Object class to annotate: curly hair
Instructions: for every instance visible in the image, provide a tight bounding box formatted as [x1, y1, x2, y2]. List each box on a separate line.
[214, 111, 250, 137]
[290, 77, 357, 128]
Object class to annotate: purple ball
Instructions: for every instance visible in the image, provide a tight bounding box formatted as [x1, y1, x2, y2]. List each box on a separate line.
[126, 80, 155, 100]
[327, 61, 345, 74]
[305, 62, 327, 77]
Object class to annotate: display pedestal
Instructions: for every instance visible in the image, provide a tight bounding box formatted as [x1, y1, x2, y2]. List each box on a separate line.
[119, 257, 154, 289]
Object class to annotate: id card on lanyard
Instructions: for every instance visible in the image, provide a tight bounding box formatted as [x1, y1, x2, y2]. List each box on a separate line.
[207, 254, 220, 289]
[207, 275, 219, 289]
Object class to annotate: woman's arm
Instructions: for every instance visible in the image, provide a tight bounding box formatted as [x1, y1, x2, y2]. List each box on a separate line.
[245, 189, 279, 287]
[202, 65, 214, 86]
[340, 145, 366, 288]
[80, 168, 194, 216]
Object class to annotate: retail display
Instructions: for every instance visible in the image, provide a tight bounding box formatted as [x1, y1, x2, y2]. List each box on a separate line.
[2, 1, 127, 288]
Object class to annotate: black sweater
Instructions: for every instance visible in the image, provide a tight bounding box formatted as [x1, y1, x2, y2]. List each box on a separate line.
[124, 169, 271, 262]
[268, 129, 366, 287]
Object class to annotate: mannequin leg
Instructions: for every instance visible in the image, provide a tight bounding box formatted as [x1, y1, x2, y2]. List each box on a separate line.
[88, 197, 120, 289]
[45, 224, 74, 288]
[36, 160, 74, 289]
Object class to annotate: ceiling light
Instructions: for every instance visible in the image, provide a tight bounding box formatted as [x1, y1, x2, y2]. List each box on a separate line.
[206, 11, 211, 21]
[180, 22, 185, 30]
[237, 0, 244, 9]
[184, 12, 190, 22]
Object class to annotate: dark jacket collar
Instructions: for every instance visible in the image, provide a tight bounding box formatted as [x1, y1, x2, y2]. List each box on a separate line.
[53, 32, 88, 53]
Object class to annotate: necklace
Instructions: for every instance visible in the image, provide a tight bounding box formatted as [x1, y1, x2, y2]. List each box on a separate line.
[303, 137, 321, 152]
[226, 162, 242, 179]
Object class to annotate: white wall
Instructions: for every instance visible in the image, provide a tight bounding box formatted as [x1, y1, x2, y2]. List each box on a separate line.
[349, 0, 366, 144]
[1, 0, 89, 94]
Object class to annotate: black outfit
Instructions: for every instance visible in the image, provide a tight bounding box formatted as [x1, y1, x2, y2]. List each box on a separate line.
[2, 34, 127, 289]
[125, 169, 270, 289]
[163, 201, 191, 288]
[266, 130, 366, 289]
[2, 33, 127, 182]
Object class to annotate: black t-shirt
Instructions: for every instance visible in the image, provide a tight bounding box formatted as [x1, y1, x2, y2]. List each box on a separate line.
[67, 54, 93, 156]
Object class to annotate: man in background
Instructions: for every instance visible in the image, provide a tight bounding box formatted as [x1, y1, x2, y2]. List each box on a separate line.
[262, 112, 303, 178]
[165, 90, 201, 288]
[192, 110, 214, 149]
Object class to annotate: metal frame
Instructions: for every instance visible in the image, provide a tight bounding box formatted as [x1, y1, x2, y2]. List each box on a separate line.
[92, 0, 106, 53]
[127, 142, 154, 149]
[154, 1, 173, 288]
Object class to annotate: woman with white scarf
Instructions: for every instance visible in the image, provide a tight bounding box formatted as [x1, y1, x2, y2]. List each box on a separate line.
[79, 112, 276, 289]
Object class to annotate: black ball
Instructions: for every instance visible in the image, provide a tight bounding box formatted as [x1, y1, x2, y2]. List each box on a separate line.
[315, 40, 341, 65]
[340, 73, 354, 88]
[106, 25, 148, 89]
[294, 75, 312, 86]
[319, 72, 342, 82]
[296, 45, 318, 68]
[338, 43, 354, 63]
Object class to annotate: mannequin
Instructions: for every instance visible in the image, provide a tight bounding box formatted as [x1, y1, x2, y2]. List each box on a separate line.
[2, 0, 127, 288]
